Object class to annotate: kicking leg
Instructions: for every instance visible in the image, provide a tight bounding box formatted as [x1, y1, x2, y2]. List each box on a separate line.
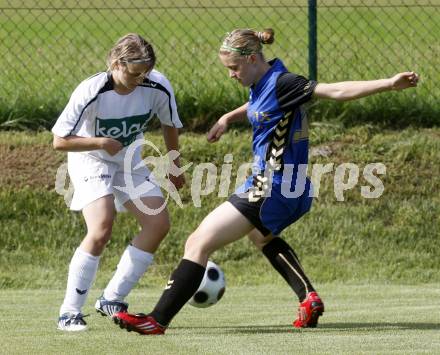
[114, 201, 254, 334]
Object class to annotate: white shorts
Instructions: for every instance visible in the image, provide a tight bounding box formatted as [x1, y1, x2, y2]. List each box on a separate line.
[68, 152, 163, 211]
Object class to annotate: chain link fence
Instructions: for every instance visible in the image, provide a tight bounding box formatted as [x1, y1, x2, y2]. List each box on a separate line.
[0, 0, 439, 129]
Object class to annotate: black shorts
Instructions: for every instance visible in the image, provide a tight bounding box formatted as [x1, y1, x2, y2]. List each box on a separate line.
[228, 193, 271, 236]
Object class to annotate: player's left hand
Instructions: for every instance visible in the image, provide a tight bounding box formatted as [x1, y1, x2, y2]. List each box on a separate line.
[390, 72, 419, 90]
[168, 173, 185, 190]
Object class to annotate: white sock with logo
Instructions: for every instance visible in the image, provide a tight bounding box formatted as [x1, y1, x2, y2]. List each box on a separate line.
[59, 248, 100, 316]
[103, 245, 154, 301]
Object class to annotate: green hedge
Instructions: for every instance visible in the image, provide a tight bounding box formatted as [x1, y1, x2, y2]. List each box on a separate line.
[0, 126, 439, 288]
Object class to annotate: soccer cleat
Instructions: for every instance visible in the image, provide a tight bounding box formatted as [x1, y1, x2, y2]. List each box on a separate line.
[95, 296, 128, 317]
[113, 312, 166, 335]
[293, 291, 324, 328]
[57, 312, 88, 332]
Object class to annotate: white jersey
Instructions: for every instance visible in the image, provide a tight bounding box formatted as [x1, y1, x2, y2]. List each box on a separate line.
[52, 70, 182, 164]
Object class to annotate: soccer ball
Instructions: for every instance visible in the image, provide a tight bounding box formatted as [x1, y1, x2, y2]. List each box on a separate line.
[189, 260, 226, 308]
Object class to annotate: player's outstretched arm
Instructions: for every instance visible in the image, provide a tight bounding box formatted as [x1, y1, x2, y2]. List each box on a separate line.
[207, 102, 249, 143]
[313, 71, 419, 101]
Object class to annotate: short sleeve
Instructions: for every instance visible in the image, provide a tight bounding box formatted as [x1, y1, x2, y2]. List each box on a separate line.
[52, 85, 94, 137]
[275, 72, 317, 112]
[51, 73, 108, 137]
[151, 76, 182, 128]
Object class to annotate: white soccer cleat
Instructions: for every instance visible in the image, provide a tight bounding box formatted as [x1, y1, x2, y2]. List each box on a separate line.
[57, 312, 88, 332]
[95, 295, 128, 317]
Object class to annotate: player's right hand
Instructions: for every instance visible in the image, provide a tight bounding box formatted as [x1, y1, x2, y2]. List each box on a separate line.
[207, 117, 228, 143]
[100, 137, 123, 155]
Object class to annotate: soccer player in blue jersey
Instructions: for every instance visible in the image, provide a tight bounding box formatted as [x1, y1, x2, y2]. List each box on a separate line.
[113, 28, 419, 334]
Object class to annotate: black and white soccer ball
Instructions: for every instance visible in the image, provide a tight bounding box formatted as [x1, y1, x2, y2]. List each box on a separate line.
[189, 260, 226, 308]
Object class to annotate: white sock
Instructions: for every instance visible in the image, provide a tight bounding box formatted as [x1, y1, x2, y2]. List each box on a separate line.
[103, 245, 154, 301]
[59, 248, 100, 316]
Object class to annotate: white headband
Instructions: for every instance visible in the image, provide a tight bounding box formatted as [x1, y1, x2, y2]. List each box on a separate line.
[121, 58, 153, 64]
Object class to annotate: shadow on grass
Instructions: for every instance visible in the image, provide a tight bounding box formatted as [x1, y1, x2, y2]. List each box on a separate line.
[171, 324, 292, 334]
[320, 322, 440, 331]
[172, 322, 440, 334]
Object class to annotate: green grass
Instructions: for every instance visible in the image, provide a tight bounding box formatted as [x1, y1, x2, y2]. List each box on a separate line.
[0, 125, 439, 288]
[1, 284, 440, 354]
[0, 1, 438, 129]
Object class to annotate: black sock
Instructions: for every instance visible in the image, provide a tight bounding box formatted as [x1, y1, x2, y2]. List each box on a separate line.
[150, 259, 205, 326]
[262, 237, 315, 302]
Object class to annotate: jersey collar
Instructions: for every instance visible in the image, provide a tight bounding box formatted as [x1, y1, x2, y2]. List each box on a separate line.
[251, 58, 287, 96]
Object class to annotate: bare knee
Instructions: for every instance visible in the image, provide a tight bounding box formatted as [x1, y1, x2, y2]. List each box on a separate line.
[140, 214, 170, 240]
[156, 216, 170, 238]
[184, 231, 212, 263]
[84, 221, 113, 253]
[81, 196, 116, 255]
[184, 232, 202, 255]
[248, 232, 275, 251]
[131, 213, 171, 253]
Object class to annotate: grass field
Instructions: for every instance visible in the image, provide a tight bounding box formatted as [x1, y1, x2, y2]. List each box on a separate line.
[0, 1, 439, 129]
[1, 284, 440, 354]
[1, 3, 439, 352]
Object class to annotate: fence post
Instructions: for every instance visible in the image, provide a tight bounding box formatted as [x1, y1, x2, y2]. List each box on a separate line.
[308, 0, 317, 80]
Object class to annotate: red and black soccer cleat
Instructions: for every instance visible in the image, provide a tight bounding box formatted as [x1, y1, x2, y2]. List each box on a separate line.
[293, 291, 324, 328]
[113, 312, 166, 335]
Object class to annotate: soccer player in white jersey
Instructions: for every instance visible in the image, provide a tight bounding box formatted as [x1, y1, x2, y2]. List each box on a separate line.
[52, 33, 184, 331]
